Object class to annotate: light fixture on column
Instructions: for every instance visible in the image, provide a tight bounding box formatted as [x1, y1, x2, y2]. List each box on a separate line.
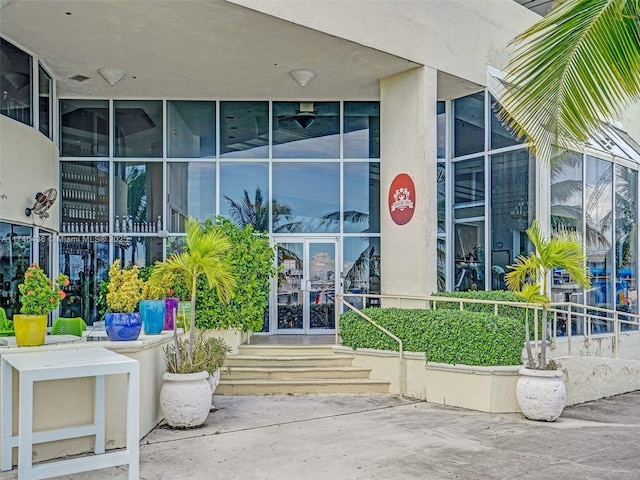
[97, 67, 125, 86]
[289, 68, 316, 87]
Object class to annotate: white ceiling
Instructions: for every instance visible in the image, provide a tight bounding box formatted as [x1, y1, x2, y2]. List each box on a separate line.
[0, 0, 418, 99]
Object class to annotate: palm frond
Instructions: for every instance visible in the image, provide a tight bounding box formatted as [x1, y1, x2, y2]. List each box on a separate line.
[499, 0, 640, 164]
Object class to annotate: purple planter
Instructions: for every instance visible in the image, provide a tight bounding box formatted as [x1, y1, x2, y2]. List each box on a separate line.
[165, 297, 178, 331]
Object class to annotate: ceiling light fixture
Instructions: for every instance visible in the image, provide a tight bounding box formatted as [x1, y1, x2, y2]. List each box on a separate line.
[97, 67, 125, 86]
[289, 68, 316, 87]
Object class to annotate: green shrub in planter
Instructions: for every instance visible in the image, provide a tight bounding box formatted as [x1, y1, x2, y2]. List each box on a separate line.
[339, 308, 525, 366]
[432, 290, 528, 323]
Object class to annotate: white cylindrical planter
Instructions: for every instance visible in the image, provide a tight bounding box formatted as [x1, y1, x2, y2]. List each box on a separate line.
[208, 369, 221, 395]
[516, 367, 566, 422]
[160, 371, 212, 428]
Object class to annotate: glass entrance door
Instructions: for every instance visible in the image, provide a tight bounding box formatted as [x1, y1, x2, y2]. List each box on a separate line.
[275, 238, 338, 333]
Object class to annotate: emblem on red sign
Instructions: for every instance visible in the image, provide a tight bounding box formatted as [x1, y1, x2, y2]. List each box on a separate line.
[388, 173, 415, 225]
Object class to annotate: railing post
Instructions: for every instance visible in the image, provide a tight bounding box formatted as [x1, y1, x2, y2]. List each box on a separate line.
[614, 310, 619, 359]
[567, 305, 572, 357]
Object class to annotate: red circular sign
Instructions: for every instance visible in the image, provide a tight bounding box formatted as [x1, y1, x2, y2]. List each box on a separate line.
[388, 173, 416, 225]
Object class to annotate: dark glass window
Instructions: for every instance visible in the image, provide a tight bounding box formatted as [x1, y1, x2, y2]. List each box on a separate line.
[167, 101, 215, 158]
[454, 157, 484, 204]
[0, 222, 33, 319]
[113, 162, 164, 233]
[454, 220, 485, 291]
[220, 101, 269, 158]
[437, 101, 446, 159]
[453, 92, 484, 157]
[344, 102, 380, 158]
[114, 100, 163, 157]
[273, 102, 339, 158]
[343, 162, 380, 233]
[0, 38, 32, 126]
[167, 162, 216, 233]
[615, 165, 638, 317]
[272, 162, 340, 233]
[60, 100, 109, 157]
[490, 96, 522, 150]
[343, 237, 381, 306]
[38, 65, 52, 138]
[60, 161, 110, 234]
[219, 163, 269, 231]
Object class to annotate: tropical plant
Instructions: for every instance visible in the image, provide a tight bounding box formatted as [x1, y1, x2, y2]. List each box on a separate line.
[141, 265, 174, 300]
[151, 216, 236, 371]
[505, 220, 591, 369]
[105, 259, 144, 313]
[225, 187, 269, 232]
[499, 0, 640, 164]
[17, 263, 69, 315]
[163, 329, 230, 375]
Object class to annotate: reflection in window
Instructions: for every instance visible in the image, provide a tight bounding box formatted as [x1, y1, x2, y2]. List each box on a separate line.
[453, 92, 484, 157]
[272, 163, 339, 233]
[343, 163, 380, 233]
[60, 99, 109, 157]
[437, 101, 446, 159]
[168, 101, 215, 158]
[59, 239, 109, 324]
[454, 157, 484, 204]
[220, 101, 269, 158]
[114, 237, 163, 269]
[113, 162, 163, 234]
[616, 166, 638, 318]
[167, 162, 216, 232]
[272, 102, 339, 158]
[0, 38, 32, 126]
[38, 65, 52, 138]
[437, 162, 446, 291]
[343, 237, 380, 308]
[219, 163, 269, 231]
[0, 223, 32, 319]
[114, 100, 163, 157]
[454, 221, 485, 292]
[490, 150, 534, 290]
[490, 96, 522, 150]
[585, 156, 613, 311]
[344, 102, 380, 158]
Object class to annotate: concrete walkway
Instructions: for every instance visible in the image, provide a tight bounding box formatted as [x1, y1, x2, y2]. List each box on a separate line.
[2, 391, 639, 479]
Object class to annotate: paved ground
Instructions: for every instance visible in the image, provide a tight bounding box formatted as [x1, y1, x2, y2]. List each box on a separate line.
[2, 391, 639, 480]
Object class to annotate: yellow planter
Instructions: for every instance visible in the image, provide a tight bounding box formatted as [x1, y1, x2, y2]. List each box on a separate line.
[14, 314, 48, 346]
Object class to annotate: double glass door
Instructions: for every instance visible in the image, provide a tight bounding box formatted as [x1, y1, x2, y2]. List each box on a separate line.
[275, 238, 339, 333]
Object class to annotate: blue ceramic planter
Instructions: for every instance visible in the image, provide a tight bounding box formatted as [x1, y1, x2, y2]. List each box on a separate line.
[105, 312, 142, 341]
[140, 300, 165, 335]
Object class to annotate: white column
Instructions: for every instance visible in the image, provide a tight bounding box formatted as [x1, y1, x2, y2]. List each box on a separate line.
[380, 66, 438, 299]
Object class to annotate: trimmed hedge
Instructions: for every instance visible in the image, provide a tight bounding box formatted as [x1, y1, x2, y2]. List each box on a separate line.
[432, 290, 528, 323]
[339, 308, 525, 366]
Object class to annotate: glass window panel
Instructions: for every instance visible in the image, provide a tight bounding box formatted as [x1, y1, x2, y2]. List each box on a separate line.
[454, 221, 485, 291]
[219, 163, 269, 231]
[490, 95, 522, 150]
[616, 166, 638, 320]
[114, 100, 163, 157]
[113, 162, 164, 234]
[272, 102, 339, 158]
[343, 102, 380, 158]
[59, 238, 109, 324]
[454, 205, 484, 219]
[167, 100, 215, 158]
[454, 157, 484, 204]
[272, 162, 339, 233]
[114, 237, 163, 269]
[166, 236, 187, 258]
[437, 162, 446, 233]
[220, 101, 269, 158]
[343, 237, 380, 308]
[60, 161, 110, 234]
[490, 150, 534, 290]
[167, 162, 216, 233]
[0, 223, 33, 318]
[60, 99, 110, 157]
[453, 92, 484, 157]
[343, 162, 380, 233]
[437, 236, 446, 292]
[38, 65, 52, 138]
[437, 101, 446, 159]
[0, 38, 32, 126]
[585, 156, 613, 311]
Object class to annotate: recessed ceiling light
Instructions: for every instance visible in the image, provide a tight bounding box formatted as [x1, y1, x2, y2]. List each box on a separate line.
[69, 74, 90, 82]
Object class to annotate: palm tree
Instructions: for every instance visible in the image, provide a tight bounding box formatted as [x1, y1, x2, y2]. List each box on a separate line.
[499, 0, 640, 164]
[151, 216, 236, 368]
[505, 220, 590, 369]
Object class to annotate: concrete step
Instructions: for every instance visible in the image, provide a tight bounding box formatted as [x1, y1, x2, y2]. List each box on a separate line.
[225, 354, 355, 368]
[216, 378, 390, 395]
[238, 344, 337, 356]
[222, 366, 373, 380]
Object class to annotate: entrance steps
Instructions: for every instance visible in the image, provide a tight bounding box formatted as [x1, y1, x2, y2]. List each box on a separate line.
[217, 344, 390, 395]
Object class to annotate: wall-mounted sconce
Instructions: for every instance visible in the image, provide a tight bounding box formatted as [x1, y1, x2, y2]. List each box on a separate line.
[97, 67, 125, 86]
[289, 68, 316, 87]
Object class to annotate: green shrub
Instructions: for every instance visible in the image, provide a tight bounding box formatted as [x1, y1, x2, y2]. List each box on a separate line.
[432, 290, 528, 323]
[339, 308, 525, 366]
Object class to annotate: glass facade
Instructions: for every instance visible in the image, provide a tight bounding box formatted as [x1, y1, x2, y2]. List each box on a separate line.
[0, 38, 32, 126]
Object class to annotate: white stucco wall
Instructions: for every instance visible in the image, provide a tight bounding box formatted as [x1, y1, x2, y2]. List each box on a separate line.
[0, 116, 59, 231]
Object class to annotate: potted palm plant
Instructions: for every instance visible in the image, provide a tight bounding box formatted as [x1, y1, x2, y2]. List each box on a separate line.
[151, 216, 236, 428]
[15, 263, 69, 346]
[505, 219, 590, 421]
